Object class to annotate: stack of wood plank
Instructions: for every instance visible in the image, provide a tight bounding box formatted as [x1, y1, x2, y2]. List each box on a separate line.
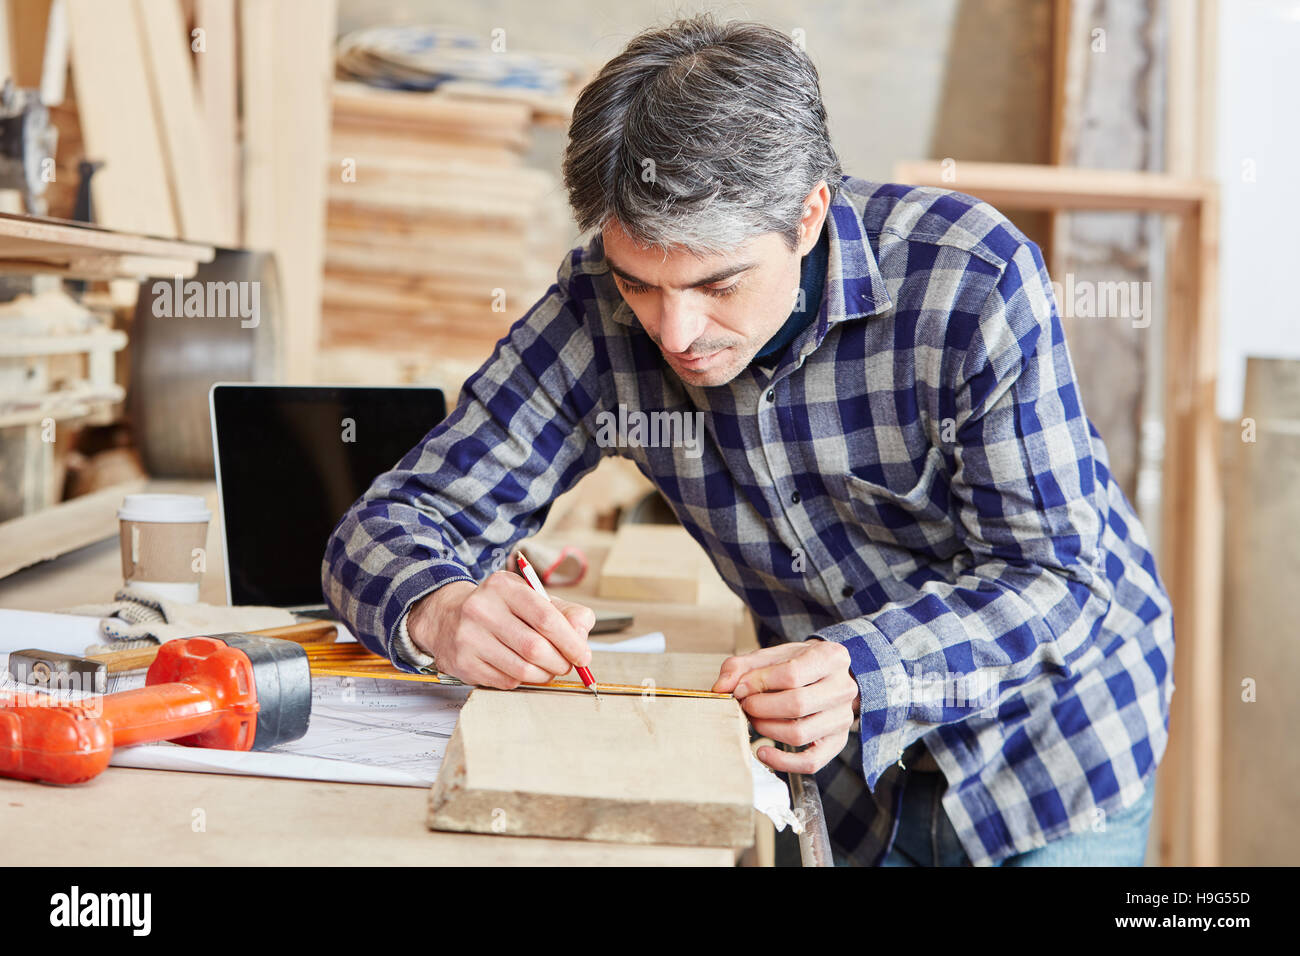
[0, 289, 123, 519]
[319, 81, 572, 391]
[18, 0, 337, 385]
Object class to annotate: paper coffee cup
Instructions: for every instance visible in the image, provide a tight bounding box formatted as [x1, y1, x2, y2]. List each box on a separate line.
[117, 494, 212, 604]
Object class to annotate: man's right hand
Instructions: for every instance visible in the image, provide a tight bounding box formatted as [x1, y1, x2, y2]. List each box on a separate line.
[405, 573, 596, 689]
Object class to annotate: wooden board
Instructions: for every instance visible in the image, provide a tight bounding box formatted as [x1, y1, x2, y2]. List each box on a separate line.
[136, 0, 223, 243]
[429, 688, 754, 848]
[239, 0, 336, 382]
[597, 523, 735, 605]
[7, 0, 50, 89]
[1220, 359, 1300, 865]
[0, 213, 213, 282]
[195, 0, 240, 245]
[0, 478, 146, 579]
[0, 215, 213, 261]
[66, 0, 176, 237]
[0, 255, 199, 280]
[893, 160, 1208, 213]
[237, 0, 274, 249]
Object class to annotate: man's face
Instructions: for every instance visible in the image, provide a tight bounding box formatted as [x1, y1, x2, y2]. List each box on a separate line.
[601, 185, 828, 388]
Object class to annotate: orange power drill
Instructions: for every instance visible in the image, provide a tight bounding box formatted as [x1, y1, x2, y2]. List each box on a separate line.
[0, 633, 311, 784]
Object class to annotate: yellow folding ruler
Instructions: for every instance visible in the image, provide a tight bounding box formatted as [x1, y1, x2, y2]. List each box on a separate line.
[304, 642, 730, 699]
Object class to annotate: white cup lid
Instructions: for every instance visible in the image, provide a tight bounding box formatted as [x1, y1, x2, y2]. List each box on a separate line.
[117, 493, 212, 524]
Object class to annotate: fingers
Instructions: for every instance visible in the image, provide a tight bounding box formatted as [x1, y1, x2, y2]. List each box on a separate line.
[552, 598, 596, 639]
[756, 732, 850, 775]
[440, 611, 553, 686]
[477, 628, 560, 684]
[464, 572, 591, 675]
[736, 672, 857, 720]
[732, 640, 850, 698]
[494, 611, 573, 677]
[491, 573, 592, 668]
[449, 650, 527, 690]
[748, 707, 849, 749]
[711, 644, 800, 694]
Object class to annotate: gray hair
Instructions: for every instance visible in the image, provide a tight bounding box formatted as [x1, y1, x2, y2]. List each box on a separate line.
[562, 14, 842, 256]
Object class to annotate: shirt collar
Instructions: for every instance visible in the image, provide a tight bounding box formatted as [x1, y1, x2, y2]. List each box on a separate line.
[821, 181, 894, 325]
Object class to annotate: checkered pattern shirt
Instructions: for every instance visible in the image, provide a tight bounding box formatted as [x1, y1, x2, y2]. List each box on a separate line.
[321, 175, 1175, 867]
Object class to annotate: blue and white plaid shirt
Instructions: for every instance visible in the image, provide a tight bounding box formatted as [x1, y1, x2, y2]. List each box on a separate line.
[322, 175, 1174, 867]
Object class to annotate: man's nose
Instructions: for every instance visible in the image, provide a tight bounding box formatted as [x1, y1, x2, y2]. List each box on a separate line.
[658, 295, 706, 354]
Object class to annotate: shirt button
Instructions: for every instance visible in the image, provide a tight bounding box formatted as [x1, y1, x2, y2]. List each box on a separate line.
[766, 389, 775, 403]
[791, 491, 801, 504]
[841, 585, 854, 598]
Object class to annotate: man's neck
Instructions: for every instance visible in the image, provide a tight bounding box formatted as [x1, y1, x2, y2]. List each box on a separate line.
[751, 222, 830, 367]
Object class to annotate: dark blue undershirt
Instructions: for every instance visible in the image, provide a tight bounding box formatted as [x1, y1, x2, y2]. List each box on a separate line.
[750, 222, 829, 367]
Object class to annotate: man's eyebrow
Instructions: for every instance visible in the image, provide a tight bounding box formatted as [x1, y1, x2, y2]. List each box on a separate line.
[606, 258, 757, 290]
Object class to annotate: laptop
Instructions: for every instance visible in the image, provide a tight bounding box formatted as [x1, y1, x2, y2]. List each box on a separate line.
[209, 383, 447, 612]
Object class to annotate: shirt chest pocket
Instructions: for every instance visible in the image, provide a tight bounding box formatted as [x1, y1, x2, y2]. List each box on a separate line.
[829, 446, 958, 564]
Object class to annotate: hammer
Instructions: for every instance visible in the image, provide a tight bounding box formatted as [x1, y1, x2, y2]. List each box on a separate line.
[0, 633, 311, 785]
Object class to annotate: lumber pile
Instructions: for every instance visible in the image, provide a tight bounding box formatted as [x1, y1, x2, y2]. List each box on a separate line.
[0, 290, 124, 519]
[319, 81, 572, 392]
[334, 24, 579, 124]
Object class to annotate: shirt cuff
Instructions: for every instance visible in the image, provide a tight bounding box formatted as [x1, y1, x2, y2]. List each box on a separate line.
[392, 607, 436, 671]
[811, 618, 912, 790]
[380, 568, 476, 673]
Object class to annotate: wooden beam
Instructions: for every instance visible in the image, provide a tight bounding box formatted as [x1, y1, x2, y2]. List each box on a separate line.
[194, 0, 239, 245]
[0, 1, 11, 84]
[1047, 0, 1072, 166]
[7, 0, 51, 88]
[0, 254, 199, 280]
[0, 329, 126, 357]
[0, 478, 146, 579]
[0, 211, 214, 262]
[238, 0, 274, 249]
[1159, 196, 1223, 868]
[65, 0, 175, 238]
[65, 0, 176, 237]
[428, 689, 755, 848]
[40, 0, 68, 106]
[240, 0, 336, 382]
[135, 0, 223, 243]
[1159, 0, 1221, 868]
[893, 160, 1209, 214]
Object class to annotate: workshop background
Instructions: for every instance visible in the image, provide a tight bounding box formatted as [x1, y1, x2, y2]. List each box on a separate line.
[0, 0, 1294, 866]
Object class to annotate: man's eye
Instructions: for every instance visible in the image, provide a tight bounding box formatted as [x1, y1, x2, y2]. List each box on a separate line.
[704, 283, 740, 298]
[619, 280, 652, 295]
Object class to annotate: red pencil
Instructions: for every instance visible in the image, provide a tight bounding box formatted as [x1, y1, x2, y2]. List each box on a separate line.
[516, 551, 599, 697]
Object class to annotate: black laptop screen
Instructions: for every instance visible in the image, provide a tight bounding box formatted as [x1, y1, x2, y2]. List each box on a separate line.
[211, 385, 447, 608]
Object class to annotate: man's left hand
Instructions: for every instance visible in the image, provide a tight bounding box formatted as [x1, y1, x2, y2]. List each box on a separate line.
[711, 639, 859, 774]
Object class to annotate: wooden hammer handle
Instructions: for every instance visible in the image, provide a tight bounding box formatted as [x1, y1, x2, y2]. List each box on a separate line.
[90, 620, 338, 673]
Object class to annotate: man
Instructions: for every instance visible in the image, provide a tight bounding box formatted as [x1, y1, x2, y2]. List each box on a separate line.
[322, 15, 1173, 867]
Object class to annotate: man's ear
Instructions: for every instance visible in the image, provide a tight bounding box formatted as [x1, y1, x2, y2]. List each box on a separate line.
[796, 180, 831, 256]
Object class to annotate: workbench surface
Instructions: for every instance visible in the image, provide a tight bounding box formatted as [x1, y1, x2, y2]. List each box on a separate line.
[0, 767, 734, 866]
[0, 484, 751, 866]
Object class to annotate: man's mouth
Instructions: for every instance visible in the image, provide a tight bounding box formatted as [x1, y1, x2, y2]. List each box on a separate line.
[669, 347, 726, 370]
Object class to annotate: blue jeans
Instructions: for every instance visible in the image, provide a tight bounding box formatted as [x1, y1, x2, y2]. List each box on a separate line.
[876, 768, 1156, 867]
